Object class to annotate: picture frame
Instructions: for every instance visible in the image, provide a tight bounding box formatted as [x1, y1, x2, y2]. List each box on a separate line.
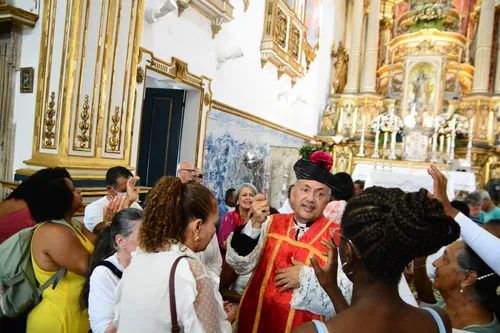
[20, 67, 34, 93]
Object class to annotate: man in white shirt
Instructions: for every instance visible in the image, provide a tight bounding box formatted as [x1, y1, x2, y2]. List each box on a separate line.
[84, 166, 142, 234]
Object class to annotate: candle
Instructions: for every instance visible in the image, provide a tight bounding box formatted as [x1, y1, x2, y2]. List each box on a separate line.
[447, 136, 451, 155]
[383, 131, 388, 152]
[439, 135, 444, 156]
[469, 117, 474, 135]
[338, 108, 344, 134]
[372, 116, 381, 158]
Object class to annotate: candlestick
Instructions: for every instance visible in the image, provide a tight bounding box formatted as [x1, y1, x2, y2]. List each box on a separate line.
[466, 118, 474, 163]
[352, 107, 358, 135]
[383, 131, 388, 155]
[439, 135, 444, 159]
[431, 119, 439, 162]
[389, 131, 397, 160]
[450, 118, 456, 162]
[372, 116, 380, 158]
[446, 136, 451, 160]
[338, 107, 344, 135]
[357, 115, 366, 157]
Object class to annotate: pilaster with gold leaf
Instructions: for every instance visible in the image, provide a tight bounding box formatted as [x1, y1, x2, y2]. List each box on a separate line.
[107, 106, 122, 152]
[24, 0, 145, 176]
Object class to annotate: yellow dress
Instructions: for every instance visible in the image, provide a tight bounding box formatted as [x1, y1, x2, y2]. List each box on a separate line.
[26, 221, 94, 333]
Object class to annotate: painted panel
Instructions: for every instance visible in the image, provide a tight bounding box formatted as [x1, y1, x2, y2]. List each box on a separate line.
[305, 0, 321, 47]
[203, 109, 305, 205]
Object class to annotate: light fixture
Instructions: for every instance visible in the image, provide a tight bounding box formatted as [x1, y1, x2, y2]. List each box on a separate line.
[145, 0, 178, 24]
[216, 47, 244, 69]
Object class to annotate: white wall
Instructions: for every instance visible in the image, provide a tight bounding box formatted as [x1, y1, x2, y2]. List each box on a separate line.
[141, 0, 345, 136]
[9, 0, 345, 177]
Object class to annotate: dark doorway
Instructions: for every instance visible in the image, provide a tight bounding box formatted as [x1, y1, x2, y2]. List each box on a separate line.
[137, 88, 186, 188]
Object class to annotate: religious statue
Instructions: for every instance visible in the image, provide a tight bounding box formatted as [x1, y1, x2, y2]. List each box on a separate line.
[331, 41, 348, 94]
[319, 104, 336, 135]
[410, 69, 434, 125]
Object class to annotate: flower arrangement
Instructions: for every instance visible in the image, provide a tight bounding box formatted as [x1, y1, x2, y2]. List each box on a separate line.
[370, 114, 403, 133]
[299, 140, 330, 159]
[410, 4, 446, 32]
[413, 4, 446, 23]
[435, 113, 469, 137]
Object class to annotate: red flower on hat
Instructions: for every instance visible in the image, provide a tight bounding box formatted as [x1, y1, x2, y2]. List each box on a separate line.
[310, 151, 333, 171]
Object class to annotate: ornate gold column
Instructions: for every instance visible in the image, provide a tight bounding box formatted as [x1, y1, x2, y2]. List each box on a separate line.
[18, 0, 145, 180]
[361, 0, 381, 93]
[344, 0, 365, 93]
[494, 18, 500, 95]
[471, 0, 495, 94]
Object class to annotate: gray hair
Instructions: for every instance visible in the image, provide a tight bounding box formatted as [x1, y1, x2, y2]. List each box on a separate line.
[467, 190, 491, 206]
[235, 183, 258, 202]
[111, 208, 143, 249]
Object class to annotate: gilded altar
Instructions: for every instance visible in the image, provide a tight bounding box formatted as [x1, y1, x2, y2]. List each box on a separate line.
[318, 0, 499, 189]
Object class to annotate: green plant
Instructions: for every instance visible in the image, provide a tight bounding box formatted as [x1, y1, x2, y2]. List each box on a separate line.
[299, 141, 329, 159]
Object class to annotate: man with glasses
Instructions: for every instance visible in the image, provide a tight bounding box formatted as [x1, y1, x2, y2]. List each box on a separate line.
[84, 166, 142, 234]
[177, 161, 196, 183]
[225, 153, 350, 333]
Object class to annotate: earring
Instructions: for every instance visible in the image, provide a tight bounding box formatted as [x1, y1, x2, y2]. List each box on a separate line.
[195, 234, 200, 242]
[460, 284, 465, 293]
[342, 262, 354, 275]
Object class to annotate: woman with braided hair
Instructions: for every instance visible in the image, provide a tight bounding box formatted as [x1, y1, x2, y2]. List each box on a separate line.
[293, 186, 460, 333]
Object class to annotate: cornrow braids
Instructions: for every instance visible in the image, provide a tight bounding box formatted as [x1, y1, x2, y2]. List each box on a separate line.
[342, 186, 460, 285]
[139, 176, 217, 253]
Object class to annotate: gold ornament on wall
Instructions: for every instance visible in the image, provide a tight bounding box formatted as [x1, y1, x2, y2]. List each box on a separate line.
[243, 0, 250, 11]
[277, 66, 286, 80]
[203, 93, 211, 106]
[108, 106, 121, 151]
[43, 92, 57, 148]
[136, 66, 145, 84]
[274, 7, 287, 49]
[289, 25, 301, 60]
[331, 41, 349, 94]
[77, 95, 91, 148]
[177, 0, 189, 16]
[211, 17, 224, 39]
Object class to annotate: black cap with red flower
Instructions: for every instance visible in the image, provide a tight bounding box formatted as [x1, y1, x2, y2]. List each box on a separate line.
[293, 151, 353, 201]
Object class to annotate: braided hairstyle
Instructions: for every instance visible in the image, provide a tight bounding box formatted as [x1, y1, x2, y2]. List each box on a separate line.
[342, 186, 460, 285]
[139, 176, 217, 253]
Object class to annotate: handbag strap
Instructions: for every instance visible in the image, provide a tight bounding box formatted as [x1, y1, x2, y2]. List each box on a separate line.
[170, 255, 189, 333]
[95, 261, 123, 279]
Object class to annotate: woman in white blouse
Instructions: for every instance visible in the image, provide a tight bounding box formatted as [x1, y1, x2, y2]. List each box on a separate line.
[113, 176, 235, 333]
[80, 208, 143, 333]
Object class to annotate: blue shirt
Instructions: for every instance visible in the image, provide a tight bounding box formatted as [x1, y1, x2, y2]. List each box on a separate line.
[478, 207, 500, 223]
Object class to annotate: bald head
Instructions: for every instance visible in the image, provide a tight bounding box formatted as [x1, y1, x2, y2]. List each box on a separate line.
[178, 161, 195, 183]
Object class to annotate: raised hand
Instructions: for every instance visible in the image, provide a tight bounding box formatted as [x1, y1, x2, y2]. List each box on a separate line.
[103, 196, 124, 224]
[223, 301, 236, 323]
[311, 238, 338, 292]
[427, 164, 456, 217]
[250, 192, 270, 228]
[124, 177, 139, 207]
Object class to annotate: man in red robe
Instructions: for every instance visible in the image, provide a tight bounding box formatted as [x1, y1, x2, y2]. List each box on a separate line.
[226, 153, 352, 333]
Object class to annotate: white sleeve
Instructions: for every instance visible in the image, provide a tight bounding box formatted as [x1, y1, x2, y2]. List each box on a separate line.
[89, 266, 119, 333]
[398, 275, 418, 307]
[130, 202, 143, 211]
[84, 203, 103, 232]
[291, 261, 353, 319]
[455, 213, 500, 275]
[226, 217, 270, 276]
[201, 235, 223, 282]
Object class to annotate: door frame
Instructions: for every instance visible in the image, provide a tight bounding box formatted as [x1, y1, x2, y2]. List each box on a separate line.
[132, 49, 213, 172]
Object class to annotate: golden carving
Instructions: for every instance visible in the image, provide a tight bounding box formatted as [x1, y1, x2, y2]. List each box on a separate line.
[177, 0, 189, 16]
[291, 76, 297, 88]
[77, 95, 91, 148]
[108, 106, 121, 151]
[136, 66, 145, 84]
[274, 7, 287, 49]
[43, 92, 57, 149]
[277, 66, 286, 79]
[380, 18, 392, 30]
[204, 92, 211, 106]
[289, 25, 300, 60]
[174, 60, 188, 80]
[331, 41, 348, 94]
[261, 55, 269, 68]
[211, 17, 224, 39]
[0, 4, 39, 28]
[243, 0, 250, 11]
[303, 40, 317, 71]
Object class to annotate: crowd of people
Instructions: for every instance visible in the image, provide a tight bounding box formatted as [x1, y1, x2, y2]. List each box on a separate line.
[0, 152, 499, 333]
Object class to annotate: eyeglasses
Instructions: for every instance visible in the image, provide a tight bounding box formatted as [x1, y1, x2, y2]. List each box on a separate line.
[330, 230, 362, 259]
[180, 168, 196, 174]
